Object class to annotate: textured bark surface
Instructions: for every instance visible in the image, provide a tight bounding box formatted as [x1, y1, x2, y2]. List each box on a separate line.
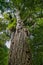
[8, 29, 32, 65]
[8, 9, 32, 65]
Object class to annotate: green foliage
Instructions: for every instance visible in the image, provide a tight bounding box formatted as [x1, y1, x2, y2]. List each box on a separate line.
[0, 0, 43, 65]
[27, 18, 43, 65]
[0, 22, 8, 31]
[3, 12, 10, 20]
[36, 18, 43, 27]
[0, 0, 10, 12]
[7, 18, 17, 30]
[0, 45, 9, 65]
[0, 32, 10, 44]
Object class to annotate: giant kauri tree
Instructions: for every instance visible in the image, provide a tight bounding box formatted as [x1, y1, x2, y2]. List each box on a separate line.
[8, 0, 43, 65]
[8, 8, 32, 65]
[0, 0, 43, 65]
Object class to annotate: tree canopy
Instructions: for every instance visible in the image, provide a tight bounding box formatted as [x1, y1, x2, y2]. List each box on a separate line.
[0, 0, 43, 65]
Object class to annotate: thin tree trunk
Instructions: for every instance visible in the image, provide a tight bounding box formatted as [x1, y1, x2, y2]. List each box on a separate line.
[8, 9, 32, 65]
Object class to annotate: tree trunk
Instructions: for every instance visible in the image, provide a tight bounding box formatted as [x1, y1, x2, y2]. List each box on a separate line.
[8, 9, 32, 65]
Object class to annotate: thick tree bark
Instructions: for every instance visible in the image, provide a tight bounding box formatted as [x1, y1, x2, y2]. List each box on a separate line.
[8, 9, 32, 65]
